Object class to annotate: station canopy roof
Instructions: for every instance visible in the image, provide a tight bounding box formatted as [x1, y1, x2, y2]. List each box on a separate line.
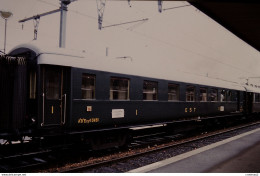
[190, 1, 260, 53]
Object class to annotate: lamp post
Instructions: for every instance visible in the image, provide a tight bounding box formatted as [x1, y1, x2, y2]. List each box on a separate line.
[0, 11, 13, 54]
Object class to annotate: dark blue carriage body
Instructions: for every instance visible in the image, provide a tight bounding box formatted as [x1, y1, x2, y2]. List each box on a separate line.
[2, 43, 259, 141]
[68, 67, 243, 132]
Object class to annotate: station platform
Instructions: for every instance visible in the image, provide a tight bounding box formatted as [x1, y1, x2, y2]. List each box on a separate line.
[129, 128, 260, 173]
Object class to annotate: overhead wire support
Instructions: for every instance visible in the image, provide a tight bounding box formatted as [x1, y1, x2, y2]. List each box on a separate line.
[19, 9, 60, 41]
[18, 9, 60, 23]
[18, 0, 74, 48]
[33, 16, 40, 40]
[96, 0, 106, 30]
[59, 0, 70, 48]
[158, 0, 163, 13]
[128, 0, 132, 7]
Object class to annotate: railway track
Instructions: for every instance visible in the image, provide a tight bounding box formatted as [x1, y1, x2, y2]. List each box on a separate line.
[1, 119, 259, 172]
[0, 150, 53, 172]
[0, 142, 73, 172]
[56, 120, 260, 173]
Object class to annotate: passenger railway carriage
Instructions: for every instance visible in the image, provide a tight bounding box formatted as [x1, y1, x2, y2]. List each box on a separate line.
[0, 43, 259, 149]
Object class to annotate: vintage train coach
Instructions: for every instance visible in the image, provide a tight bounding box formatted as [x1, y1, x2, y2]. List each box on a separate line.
[1, 43, 259, 149]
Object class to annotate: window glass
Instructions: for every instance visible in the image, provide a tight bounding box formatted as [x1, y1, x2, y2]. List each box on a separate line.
[220, 90, 226, 102]
[210, 88, 218, 101]
[232, 91, 237, 101]
[143, 81, 158, 100]
[226, 90, 232, 101]
[168, 83, 179, 101]
[200, 87, 207, 102]
[82, 73, 95, 99]
[46, 69, 60, 100]
[110, 77, 129, 100]
[186, 85, 195, 102]
[29, 71, 36, 99]
[255, 93, 260, 102]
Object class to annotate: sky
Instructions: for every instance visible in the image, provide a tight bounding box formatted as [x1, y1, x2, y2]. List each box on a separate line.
[1, 0, 260, 86]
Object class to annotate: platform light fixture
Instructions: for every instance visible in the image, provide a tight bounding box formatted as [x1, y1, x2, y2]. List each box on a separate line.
[0, 11, 13, 54]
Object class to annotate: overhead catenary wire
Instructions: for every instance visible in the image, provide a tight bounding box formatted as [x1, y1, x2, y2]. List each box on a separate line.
[2, 1, 257, 78]
[34, 1, 258, 75]
[163, 4, 191, 11]
[102, 18, 148, 29]
[36, 0, 60, 7]
[129, 28, 254, 75]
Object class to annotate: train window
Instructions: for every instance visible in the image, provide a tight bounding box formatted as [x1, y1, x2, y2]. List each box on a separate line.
[143, 81, 158, 100]
[45, 69, 61, 100]
[168, 83, 179, 101]
[186, 85, 195, 102]
[29, 71, 36, 99]
[220, 90, 226, 102]
[255, 93, 260, 102]
[82, 73, 95, 99]
[199, 87, 207, 102]
[210, 88, 218, 101]
[232, 91, 237, 101]
[110, 77, 129, 100]
[226, 90, 232, 101]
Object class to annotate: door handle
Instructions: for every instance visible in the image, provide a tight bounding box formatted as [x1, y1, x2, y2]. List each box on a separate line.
[62, 94, 67, 125]
[41, 93, 45, 126]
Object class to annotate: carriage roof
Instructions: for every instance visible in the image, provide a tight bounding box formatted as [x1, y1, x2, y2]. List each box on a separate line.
[9, 43, 249, 92]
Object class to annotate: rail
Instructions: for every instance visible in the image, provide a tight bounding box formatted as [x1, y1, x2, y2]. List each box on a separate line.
[59, 121, 260, 173]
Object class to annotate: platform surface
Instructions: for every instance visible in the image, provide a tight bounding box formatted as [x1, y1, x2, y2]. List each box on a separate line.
[128, 128, 260, 173]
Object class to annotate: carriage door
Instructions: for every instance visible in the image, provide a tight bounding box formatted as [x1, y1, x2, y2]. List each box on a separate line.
[244, 92, 253, 114]
[42, 66, 66, 126]
[247, 92, 253, 114]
